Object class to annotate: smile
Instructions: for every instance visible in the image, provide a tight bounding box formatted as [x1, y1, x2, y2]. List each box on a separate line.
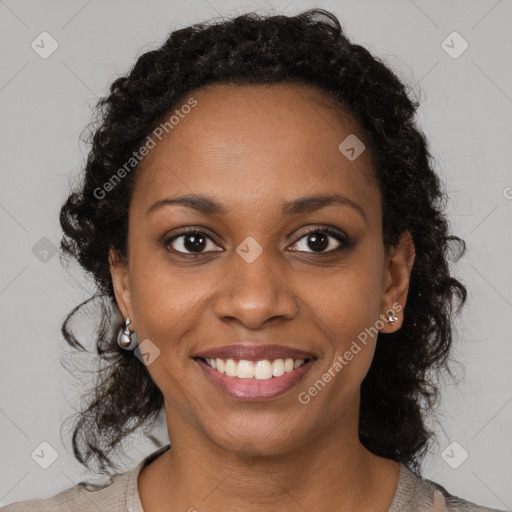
[194, 356, 317, 401]
[201, 357, 309, 379]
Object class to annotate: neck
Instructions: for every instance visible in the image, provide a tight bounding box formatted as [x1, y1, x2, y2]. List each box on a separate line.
[138, 396, 400, 512]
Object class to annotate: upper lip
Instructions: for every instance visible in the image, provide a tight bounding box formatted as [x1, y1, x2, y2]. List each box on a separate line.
[192, 343, 317, 362]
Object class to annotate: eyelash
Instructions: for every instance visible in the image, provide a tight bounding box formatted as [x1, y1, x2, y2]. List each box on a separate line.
[163, 225, 349, 258]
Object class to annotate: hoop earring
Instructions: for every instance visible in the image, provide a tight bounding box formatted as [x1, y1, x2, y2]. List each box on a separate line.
[117, 316, 138, 350]
[386, 311, 398, 324]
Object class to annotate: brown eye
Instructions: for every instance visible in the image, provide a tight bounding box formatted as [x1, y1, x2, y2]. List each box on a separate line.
[165, 230, 222, 255]
[289, 227, 347, 254]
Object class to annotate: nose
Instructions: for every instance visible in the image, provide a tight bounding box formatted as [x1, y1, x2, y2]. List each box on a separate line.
[213, 248, 299, 330]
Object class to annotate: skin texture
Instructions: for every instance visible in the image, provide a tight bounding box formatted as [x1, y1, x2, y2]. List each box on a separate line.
[110, 83, 416, 512]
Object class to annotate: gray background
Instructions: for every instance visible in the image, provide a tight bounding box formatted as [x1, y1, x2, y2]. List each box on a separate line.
[1, 0, 511, 509]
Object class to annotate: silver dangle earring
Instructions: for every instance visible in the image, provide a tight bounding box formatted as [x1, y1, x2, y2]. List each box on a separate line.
[386, 311, 398, 324]
[117, 316, 138, 350]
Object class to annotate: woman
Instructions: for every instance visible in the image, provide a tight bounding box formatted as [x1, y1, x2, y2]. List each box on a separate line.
[3, 8, 505, 512]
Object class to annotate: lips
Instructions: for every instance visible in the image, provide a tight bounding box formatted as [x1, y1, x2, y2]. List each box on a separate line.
[194, 356, 317, 401]
[191, 343, 317, 362]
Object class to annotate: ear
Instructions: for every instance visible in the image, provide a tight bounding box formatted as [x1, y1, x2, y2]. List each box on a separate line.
[109, 248, 135, 327]
[378, 230, 416, 333]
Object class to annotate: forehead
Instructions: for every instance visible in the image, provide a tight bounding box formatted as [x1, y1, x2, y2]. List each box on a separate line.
[130, 82, 380, 221]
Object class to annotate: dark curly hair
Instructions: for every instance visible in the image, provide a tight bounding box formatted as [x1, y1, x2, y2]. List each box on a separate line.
[58, 8, 467, 476]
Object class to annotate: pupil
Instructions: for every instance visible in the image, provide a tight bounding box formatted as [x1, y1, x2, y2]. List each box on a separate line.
[184, 233, 206, 252]
[308, 232, 328, 251]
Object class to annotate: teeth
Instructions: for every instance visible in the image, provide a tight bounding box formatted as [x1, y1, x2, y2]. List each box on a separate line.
[225, 358, 238, 377]
[204, 357, 309, 379]
[272, 359, 285, 377]
[237, 359, 255, 379]
[254, 360, 273, 380]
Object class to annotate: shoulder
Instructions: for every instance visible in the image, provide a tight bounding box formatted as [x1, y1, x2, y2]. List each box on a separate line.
[428, 479, 506, 512]
[392, 463, 507, 512]
[1, 469, 134, 512]
[1, 444, 171, 512]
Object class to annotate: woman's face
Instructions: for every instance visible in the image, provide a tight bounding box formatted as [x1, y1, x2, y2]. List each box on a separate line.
[111, 83, 414, 456]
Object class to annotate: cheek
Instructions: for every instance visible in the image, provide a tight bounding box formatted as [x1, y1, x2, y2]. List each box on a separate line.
[313, 262, 382, 340]
[128, 248, 204, 360]
[302, 284, 380, 415]
[132, 285, 202, 353]
[127, 257, 204, 410]
[307, 253, 383, 386]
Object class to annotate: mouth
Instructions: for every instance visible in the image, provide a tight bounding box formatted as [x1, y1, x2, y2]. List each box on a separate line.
[194, 356, 315, 379]
[191, 342, 317, 363]
[192, 355, 317, 401]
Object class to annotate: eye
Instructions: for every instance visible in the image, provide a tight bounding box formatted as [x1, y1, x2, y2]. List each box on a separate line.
[289, 226, 348, 254]
[164, 229, 222, 255]
[163, 225, 349, 257]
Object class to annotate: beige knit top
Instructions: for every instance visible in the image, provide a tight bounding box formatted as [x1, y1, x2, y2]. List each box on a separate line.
[1, 444, 505, 511]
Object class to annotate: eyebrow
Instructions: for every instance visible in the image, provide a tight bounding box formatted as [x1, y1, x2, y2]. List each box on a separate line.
[146, 193, 367, 222]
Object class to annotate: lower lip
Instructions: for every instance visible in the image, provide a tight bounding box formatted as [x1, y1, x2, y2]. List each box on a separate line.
[193, 358, 316, 401]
